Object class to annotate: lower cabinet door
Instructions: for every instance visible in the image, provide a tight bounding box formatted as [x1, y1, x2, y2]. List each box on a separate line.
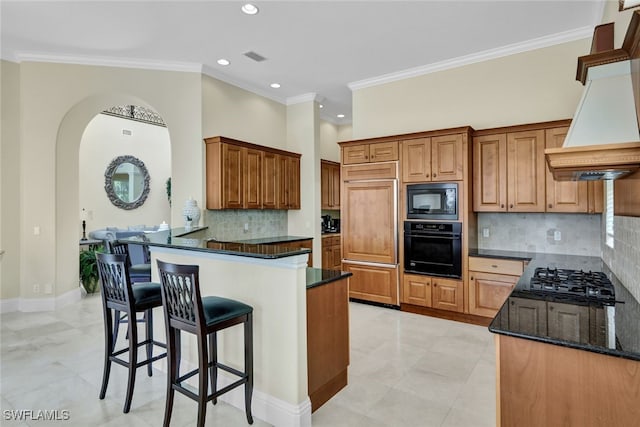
[432, 277, 464, 313]
[402, 274, 432, 307]
[469, 271, 518, 317]
[343, 262, 399, 306]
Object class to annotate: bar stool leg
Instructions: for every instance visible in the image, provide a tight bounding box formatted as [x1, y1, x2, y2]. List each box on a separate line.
[245, 313, 254, 425]
[209, 332, 217, 405]
[99, 307, 114, 400]
[197, 336, 209, 427]
[163, 328, 178, 427]
[123, 320, 138, 413]
[145, 310, 154, 376]
[112, 310, 121, 351]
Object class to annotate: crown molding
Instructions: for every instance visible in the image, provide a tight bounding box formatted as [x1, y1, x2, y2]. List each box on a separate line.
[348, 26, 594, 91]
[286, 93, 319, 105]
[201, 64, 287, 105]
[14, 52, 202, 73]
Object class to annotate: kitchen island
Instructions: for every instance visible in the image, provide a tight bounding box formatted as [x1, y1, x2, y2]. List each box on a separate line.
[120, 228, 351, 426]
[480, 250, 640, 427]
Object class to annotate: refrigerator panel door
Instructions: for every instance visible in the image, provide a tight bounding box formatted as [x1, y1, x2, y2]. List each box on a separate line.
[342, 180, 398, 264]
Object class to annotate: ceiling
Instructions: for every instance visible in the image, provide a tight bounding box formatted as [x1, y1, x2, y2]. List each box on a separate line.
[1, 1, 605, 124]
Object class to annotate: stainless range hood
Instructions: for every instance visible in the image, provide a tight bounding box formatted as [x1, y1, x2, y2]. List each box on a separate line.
[546, 12, 640, 181]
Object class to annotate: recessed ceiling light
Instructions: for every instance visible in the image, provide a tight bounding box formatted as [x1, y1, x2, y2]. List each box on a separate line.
[217, 59, 230, 66]
[270, 83, 281, 89]
[241, 3, 259, 15]
[337, 114, 345, 118]
[319, 104, 324, 109]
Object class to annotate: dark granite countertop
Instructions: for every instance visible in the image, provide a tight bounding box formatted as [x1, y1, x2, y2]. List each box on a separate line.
[488, 252, 640, 361]
[119, 228, 311, 260]
[234, 235, 313, 245]
[468, 248, 534, 261]
[306, 268, 352, 289]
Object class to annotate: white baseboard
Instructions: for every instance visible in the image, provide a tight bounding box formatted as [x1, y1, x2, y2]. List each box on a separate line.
[0, 287, 81, 313]
[156, 359, 312, 427]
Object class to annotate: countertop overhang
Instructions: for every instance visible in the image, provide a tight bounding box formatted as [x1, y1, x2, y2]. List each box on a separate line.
[474, 248, 640, 361]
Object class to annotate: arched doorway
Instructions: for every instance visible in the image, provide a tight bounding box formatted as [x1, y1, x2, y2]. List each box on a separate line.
[55, 93, 172, 299]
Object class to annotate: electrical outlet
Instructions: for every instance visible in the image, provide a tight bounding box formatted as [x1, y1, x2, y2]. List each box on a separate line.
[33, 226, 40, 235]
[554, 230, 562, 241]
[33, 284, 40, 294]
[482, 227, 490, 238]
[244, 223, 249, 231]
[44, 283, 53, 294]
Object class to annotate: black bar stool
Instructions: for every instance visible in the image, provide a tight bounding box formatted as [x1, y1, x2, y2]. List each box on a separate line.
[106, 241, 153, 346]
[96, 252, 167, 413]
[156, 260, 254, 427]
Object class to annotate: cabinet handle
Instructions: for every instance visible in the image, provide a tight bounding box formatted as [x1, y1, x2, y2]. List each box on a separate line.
[470, 277, 474, 280]
[501, 204, 504, 208]
[491, 265, 498, 268]
[549, 306, 554, 311]
[510, 204, 514, 209]
[549, 204, 552, 208]
[426, 173, 430, 178]
[433, 173, 437, 177]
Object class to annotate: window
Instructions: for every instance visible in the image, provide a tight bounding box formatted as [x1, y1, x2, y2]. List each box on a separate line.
[605, 180, 614, 248]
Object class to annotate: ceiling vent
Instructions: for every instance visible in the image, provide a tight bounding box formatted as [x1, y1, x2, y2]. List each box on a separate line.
[243, 51, 267, 62]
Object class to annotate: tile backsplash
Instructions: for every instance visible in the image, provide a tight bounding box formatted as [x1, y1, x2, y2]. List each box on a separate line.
[477, 213, 601, 256]
[602, 215, 640, 303]
[203, 209, 288, 241]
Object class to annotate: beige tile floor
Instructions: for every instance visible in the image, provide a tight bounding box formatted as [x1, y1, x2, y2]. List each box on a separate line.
[0, 295, 495, 426]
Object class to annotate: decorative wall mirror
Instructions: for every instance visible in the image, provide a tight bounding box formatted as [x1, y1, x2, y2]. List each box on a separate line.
[104, 155, 150, 209]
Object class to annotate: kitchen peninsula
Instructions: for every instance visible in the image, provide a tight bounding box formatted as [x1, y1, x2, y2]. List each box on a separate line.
[482, 250, 640, 426]
[119, 228, 351, 426]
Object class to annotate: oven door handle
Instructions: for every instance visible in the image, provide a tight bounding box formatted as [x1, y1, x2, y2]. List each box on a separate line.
[406, 234, 460, 240]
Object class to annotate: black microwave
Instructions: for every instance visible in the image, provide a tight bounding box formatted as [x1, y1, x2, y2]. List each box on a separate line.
[406, 183, 458, 220]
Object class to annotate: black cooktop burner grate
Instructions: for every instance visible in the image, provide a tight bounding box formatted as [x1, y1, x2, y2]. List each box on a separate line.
[529, 268, 615, 304]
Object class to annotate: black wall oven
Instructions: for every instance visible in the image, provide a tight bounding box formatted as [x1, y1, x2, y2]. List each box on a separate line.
[404, 221, 462, 278]
[406, 182, 458, 220]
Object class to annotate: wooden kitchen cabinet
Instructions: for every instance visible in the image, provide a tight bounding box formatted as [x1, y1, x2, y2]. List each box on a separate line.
[473, 134, 507, 211]
[262, 151, 278, 209]
[266, 238, 312, 267]
[204, 136, 301, 210]
[507, 129, 546, 212]
[401, 273, 432, 307]
[321, 234, 341, 270]
[277, 154, 301, 210]
[468, 256, 524, 318]
[343, 261, 398, 305]
[342, 141, 398, 165]
[321, 160, 341, 209]
[401, 134, 464, 183]
[545, 127, 589, 213]
[432, 277, 464, 313]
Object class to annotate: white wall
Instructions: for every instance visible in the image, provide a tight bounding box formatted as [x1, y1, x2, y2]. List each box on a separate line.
[0, 60, 21, 299]
[79, 114, 171, 231]
[351, 39, 589, 139]
[202, 74, 286, 149]
[15, 61, 201, 303]
[320, 120, 340, 162]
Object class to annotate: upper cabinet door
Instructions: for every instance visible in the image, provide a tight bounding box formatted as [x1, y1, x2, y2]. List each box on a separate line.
[244, 148, 263, 209]
[545, 127, 588, 213]
[473, 134, 507, 211]
[331, 163, 341, 208]
[401, 138, 431, 182]
[262, 151, 278, 209]
[222, 144, 244, 209]
[369, 141, 398, 162]
[431, 134, 464, 181]
[343, 144, 370, 165]
[507, 130, 546, 212]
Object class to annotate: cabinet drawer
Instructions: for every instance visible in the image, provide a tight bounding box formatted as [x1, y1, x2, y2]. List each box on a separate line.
[469, 257, 524, 276]
[322, 235, 340, 246]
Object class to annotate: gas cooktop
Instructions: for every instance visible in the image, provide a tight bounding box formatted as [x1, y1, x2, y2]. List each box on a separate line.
[529, 267, 615, 305]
